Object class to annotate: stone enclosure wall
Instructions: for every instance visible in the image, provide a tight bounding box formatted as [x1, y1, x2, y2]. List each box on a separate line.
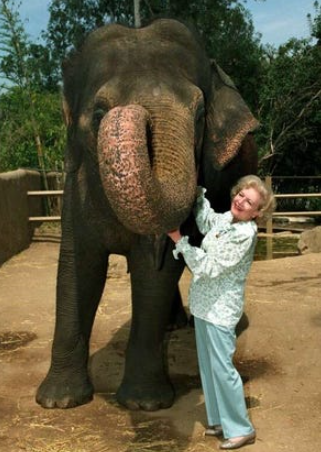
[0, 169, 43, 266]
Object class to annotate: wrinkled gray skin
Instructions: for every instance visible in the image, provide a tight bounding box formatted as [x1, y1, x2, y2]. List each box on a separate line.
[36, 18, 258, 412]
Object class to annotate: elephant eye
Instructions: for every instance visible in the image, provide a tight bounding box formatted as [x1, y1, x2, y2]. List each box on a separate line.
[92, 107, 107, 133]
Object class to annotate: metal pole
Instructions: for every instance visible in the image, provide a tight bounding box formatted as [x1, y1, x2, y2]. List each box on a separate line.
[265, 176, 273, 260]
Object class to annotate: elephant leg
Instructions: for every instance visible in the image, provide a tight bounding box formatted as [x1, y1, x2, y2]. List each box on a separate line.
[36, 180, 108, 408]
[36, 236, 108, 409]
[167, 286, 189, 331]
[36, 237, 108, 409]
[116, 239, 185, 411]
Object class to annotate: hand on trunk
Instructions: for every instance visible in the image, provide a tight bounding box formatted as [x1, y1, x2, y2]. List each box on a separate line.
[167, 229, 182, 243]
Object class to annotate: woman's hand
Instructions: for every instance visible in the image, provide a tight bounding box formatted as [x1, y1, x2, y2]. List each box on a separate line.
[167, 229, 182, 243]
[196, 185, 206, 197]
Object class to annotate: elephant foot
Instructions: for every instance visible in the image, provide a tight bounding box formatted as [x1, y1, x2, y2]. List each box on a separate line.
[36, 371, 94, 409]
[116, 379, 175, 411]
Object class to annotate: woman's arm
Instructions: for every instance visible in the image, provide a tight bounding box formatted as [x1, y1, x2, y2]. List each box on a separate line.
[193, 186, 220, 235]
[174, 228, 255, 281]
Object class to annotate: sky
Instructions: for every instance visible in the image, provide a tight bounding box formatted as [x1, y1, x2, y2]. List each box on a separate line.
[17, 0, 318, 47]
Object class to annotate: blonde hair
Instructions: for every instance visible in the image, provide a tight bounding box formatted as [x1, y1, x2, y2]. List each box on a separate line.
[231, 175, 276, 222]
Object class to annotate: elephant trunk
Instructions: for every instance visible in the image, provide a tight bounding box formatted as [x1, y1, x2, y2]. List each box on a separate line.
[97, 105, 196, 235]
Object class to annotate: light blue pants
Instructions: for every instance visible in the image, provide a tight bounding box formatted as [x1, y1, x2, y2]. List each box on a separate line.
[194, 317, 255, 438]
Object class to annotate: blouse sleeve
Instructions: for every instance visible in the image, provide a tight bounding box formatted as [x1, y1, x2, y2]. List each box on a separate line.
[193, 186, 220, 235]
[173, 228, 255, 281]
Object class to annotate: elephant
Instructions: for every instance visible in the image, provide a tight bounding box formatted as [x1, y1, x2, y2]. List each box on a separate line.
[36, 18, 258, 412]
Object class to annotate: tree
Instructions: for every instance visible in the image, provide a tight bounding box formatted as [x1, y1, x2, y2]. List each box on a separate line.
[0, 88, 65, 171]
[308, 0, 321, 44]
[0, 0, 29, 89]
[0, 0, 64, 178]
[254, 4, 321, 213]
[257, 36, 321, 177]
[0, 0, 55, 91]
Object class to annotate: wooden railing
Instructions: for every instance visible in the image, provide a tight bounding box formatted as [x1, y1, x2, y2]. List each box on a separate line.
[28, 190, 63, 222]
[28, 180, 321, 260]
[262, 176, 321, 259]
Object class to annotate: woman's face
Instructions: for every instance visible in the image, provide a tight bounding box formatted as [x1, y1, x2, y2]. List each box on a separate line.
[231, 186, 262, 222]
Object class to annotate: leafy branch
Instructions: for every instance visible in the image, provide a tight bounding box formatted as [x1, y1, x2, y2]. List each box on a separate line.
[0, 0, 50, 195]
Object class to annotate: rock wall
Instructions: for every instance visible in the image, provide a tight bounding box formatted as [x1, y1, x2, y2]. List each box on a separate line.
[0, 169, 43, 266]
[298, 226, 321, 254]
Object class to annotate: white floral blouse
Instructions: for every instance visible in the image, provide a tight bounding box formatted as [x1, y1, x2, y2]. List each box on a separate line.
[173, 187, 257, 329]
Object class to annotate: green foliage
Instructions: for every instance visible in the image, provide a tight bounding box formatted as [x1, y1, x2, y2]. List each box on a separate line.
[0, 0, 64, 172]
[0, 87, 65, 171]
[308, 0, 321, 43]
[0, 0, 57, 91]
[257, 35, 321, 176]
[0, 0, 29, 88]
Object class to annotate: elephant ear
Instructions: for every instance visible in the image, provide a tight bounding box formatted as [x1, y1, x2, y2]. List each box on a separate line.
[203, 60, 259, 170]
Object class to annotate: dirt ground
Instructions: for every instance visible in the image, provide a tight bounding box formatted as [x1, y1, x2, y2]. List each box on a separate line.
[0, 229, 320, 452]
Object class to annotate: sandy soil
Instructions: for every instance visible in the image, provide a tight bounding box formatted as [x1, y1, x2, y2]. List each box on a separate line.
[0, 230, 320, 452]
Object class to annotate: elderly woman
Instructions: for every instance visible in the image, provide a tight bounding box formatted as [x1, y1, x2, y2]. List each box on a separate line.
[168, 175, 276, 450]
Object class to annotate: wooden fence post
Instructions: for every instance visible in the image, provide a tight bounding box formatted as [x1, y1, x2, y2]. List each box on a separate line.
[265, 175, 273, 259]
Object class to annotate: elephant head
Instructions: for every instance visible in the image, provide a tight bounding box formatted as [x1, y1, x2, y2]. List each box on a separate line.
[62, 19, 258, 235]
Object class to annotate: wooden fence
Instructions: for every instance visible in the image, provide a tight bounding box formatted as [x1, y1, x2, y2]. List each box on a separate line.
[262, 176, 321, 259]
[28, 177, 321, 259]
[28, 190, 63, 222]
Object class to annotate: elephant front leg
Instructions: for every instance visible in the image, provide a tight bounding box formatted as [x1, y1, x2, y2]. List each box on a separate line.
[36, 226, 108, 409]
[36, 334, 94, 409]
[117, 241, 185, 411]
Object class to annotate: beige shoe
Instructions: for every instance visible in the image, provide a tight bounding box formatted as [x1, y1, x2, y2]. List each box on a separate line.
[219, 432, 256, 449]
